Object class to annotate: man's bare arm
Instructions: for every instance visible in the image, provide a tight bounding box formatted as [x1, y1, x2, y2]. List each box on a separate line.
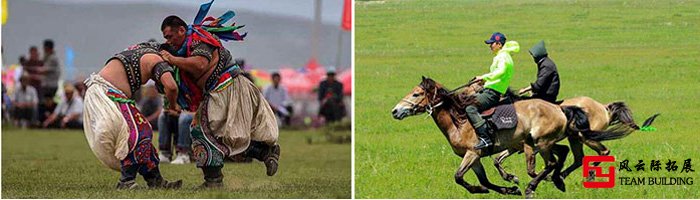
[43, 113, 57, 127]
[160, 50, 209, 75]
[160, 72, 181, 114]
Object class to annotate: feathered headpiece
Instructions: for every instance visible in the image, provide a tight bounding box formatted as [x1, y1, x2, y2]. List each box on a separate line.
[190, 0, 247, 43]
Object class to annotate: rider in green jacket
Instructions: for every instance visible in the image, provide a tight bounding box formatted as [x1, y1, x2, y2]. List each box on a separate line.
[467, 32, 519, 149]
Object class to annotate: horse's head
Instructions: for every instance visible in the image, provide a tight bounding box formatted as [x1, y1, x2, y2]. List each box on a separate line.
[391, 76, 445, 120]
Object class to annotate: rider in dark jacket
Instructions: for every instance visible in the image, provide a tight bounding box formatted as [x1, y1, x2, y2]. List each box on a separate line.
[519, 40, 560, 103]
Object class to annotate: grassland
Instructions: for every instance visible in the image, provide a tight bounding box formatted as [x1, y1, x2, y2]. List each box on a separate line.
[355, 0, 700, 198]
[1, 127, 351, 198]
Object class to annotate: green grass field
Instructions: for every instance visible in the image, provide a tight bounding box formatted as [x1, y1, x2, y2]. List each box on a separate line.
[355, 0, 700, 198]
[1, 127, 351, 198]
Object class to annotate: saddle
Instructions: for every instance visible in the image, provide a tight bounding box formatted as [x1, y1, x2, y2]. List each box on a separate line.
[451, 88, 519, 131]
[480, 97, 518, 131]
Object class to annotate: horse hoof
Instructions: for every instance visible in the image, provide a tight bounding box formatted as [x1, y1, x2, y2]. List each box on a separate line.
[525, 191, 535, 199]
[555, 184, 566, 192]
[553, 177, 566, 192]
[467, 185, 490, 194]
[512, 176, 520, 185]
[507, 186, 522, 196]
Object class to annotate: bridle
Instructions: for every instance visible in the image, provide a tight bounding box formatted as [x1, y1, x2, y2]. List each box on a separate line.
[399, 96, 424, 117]
[401, 77, 482, 118]
[400, 84, 444, 117]
[424, 87, 444, 116]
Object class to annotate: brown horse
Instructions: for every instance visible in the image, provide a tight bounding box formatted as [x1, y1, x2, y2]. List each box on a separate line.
[447, 80, 660, 184]
[491, 96, 660, 183]
[391, 77, 621, 198]
[559, 97, 659, 178]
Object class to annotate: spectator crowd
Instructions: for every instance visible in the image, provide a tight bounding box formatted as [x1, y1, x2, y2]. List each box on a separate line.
[3, 39, 349, 164]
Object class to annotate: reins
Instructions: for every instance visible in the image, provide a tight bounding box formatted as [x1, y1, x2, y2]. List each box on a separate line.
[410, 77, 481, 119]
[446, 77, 480, 95]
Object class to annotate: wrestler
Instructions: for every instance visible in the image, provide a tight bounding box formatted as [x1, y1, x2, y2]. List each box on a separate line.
[83, 41, 182, 189]
[159, 9, 280, 188]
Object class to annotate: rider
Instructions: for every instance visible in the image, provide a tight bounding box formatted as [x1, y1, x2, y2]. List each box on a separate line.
[518, 40, 560, 103]
[466, 32, 519, 149]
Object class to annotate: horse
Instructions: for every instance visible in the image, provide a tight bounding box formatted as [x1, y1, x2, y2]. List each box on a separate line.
[490, 96, 660, 183]
[390, 76, 625, 198]
[443, 80, 660, 184]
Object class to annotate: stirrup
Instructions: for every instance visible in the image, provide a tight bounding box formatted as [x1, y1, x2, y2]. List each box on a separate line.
[474, 138, 492, 149]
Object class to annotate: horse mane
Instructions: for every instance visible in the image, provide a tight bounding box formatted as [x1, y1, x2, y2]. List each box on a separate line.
[421, 77, 474, 127]
[440, 86, 478, 127]
[423, 78, 464, 108]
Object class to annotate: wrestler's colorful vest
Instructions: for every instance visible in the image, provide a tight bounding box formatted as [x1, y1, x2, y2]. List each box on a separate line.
[171, 0, 246, 112]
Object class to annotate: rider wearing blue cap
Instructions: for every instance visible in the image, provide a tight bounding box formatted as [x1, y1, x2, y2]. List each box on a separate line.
[467, 32, 519, 149]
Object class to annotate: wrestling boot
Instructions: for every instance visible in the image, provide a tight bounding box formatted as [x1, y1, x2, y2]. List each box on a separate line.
[145, 176, 183, 189]
[265, 144, 280, 176]
[473, 122, 494, 149]
[245, 142, 280, 176]
[198, 166, 224, 189]
[115, 180, 139, 190]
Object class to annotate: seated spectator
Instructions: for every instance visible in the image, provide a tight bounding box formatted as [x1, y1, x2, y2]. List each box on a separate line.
[158, 111, 194, 164]
[318, 67, 346, 123]
[37, 96, 57, 124]
[42, 84, 83, 129]
[263, 72, 293, 126]
[12, 76, 38, 128]
[137, 83, 161, 130]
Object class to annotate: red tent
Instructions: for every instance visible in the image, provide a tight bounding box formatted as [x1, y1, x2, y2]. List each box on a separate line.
[278, 68, 315, 95]
[338, 69, 352, 95]
[247, 64, 350, 96]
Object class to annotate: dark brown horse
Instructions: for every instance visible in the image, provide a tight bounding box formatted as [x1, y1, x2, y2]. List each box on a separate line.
[391, 77, 626, 198]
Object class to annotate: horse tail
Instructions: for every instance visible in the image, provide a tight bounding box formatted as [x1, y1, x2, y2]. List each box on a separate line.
[607, 101, 661, 130]
[606, 102, 639, 129]
[641, 113, 661, 128]
[562, 106, 633, 142]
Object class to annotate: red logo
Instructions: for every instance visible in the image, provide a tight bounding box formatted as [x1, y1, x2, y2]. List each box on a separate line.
[495, 35, 501, 41]
[583, 155, 616, 188]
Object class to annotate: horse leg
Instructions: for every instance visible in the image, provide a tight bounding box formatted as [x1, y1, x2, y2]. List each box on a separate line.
[454, 151, 489, 194]
[584, 140, 610, 165]
[561, 136, 584, 179]
[493, 149, 520, 184]
[551, 144, 569, 192]
[582, 139, 610, 181]
[473, 159, 522, 195]
[525, 147, 556, 199]
[525, 145, 538, 179]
